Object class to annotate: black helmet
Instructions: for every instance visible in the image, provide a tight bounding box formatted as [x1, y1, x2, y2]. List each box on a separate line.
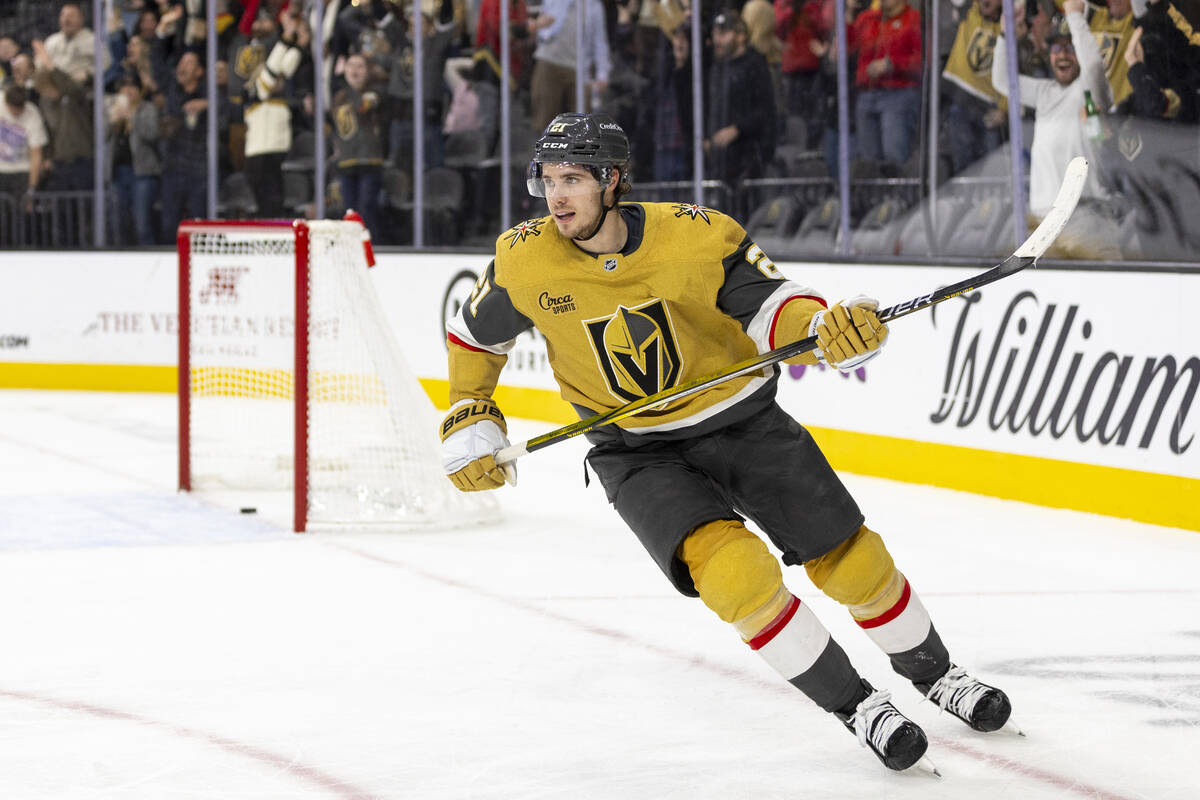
[533, 112, 629, 165]
[528, 112, 632, 199]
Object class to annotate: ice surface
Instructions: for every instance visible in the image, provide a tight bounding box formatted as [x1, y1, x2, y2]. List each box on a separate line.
[0, 390, 1196, 799]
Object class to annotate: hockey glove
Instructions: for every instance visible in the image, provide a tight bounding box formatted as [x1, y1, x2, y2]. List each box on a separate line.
[440, 398, 515, 491]
[809, 295, 889, 373]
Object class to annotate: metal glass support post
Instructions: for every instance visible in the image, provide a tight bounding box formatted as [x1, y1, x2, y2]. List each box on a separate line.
[691, 4, 703, 206]
[92, 0, 105, 245]
[575, 0, 585, 111]
[206, 0, 218, 218]
[835, 0, 851, 256]
[927, 0, 940, 246]
[1001, 0, 1027, 245]
[413, 1, 425, 246]
[313, 0, 327, 219]
[500, 0, 512, 231]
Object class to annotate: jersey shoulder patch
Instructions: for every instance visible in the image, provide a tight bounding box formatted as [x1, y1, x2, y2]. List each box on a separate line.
[494, 214, 575, 291]
[497, 216, 551, 250]
[644, 201, 745, 258]
[662, 202, 724, 225]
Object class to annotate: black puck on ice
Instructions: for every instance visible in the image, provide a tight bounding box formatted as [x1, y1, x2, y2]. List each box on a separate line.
[240, 507, 257, 514]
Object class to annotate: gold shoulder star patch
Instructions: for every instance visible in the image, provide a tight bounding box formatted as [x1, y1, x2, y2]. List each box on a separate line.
[503, 218, 547, 247]
[671, 203, 714, 224]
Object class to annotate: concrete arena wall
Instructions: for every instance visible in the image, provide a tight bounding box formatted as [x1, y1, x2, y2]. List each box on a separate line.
[1, 249, 1196, 532]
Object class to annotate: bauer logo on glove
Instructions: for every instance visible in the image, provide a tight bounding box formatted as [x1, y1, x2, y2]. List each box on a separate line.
[440, 398, 506, 439]
[808, 295, 889, 373]
[439, 398, 516, 491]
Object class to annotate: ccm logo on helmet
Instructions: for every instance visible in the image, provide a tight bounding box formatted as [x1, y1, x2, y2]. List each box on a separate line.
[542, 142, 569, 149]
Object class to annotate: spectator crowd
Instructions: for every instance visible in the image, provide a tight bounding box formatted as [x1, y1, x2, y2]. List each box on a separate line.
[0, 0, 1197, 255]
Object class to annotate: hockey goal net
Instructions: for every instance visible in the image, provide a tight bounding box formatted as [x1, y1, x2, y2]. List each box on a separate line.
[177, 218, 495, 531]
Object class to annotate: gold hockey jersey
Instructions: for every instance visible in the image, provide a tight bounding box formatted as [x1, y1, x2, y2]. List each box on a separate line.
[943, 2, 1007, 108]
[1088, 4, 1134, 106]
[1050, 0, 1134, 105]
[447, 202, 826, 437]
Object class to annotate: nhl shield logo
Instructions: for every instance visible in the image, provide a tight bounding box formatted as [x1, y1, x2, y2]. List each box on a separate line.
[584, 300, 683, 402]
[603, 257, 618, 272]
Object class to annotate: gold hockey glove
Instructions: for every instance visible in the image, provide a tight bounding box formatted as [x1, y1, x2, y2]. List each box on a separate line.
[810, 295, 889, 372]
[439, 398, 514, 491]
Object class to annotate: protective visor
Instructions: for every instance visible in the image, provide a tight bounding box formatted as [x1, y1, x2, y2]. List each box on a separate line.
[526, 162, 606, 198]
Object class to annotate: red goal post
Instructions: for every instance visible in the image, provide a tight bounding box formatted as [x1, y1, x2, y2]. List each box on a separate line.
[177, 218, 494, 532]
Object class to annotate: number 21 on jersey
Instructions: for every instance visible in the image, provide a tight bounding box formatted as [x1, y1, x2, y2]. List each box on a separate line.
[468, 270, 492, 316]
[746, 243, 782, 279]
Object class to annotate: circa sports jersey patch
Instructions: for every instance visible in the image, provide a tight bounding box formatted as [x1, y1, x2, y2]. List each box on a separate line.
[671, 203, 715, 224]
[583, 300, 683, 403]
[503, 218, 546, 248]
[538, 291, 576, 315]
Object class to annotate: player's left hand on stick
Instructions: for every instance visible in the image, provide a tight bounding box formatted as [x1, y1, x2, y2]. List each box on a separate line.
[809, 295, 889, 372]
[440, 398, 516, 491]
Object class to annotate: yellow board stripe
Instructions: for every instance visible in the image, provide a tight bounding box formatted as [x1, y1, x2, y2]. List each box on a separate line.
[802, 426, 1199, 534]
[0, 363, 177, 392]
[5, 364, 1197, 532]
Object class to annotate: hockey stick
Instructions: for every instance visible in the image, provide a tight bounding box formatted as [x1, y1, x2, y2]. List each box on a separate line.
[495, 156, 1088, 468]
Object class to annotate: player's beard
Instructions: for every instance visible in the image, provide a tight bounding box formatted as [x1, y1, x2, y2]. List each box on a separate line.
[550, 197, 604, 240]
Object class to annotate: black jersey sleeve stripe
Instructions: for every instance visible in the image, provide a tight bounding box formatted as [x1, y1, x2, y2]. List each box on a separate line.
[453, 259, 535, 350]
[717, 235, 795, 330]
[710, 235, 777, 331]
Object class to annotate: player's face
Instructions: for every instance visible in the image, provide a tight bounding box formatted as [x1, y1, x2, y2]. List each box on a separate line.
[541, 163, 605, 237]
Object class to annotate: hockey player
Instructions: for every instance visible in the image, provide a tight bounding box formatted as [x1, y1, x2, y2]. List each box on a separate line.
[440, 111, 1015, 773]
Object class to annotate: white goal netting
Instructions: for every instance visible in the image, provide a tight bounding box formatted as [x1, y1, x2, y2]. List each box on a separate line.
[182, 220, 495, 530]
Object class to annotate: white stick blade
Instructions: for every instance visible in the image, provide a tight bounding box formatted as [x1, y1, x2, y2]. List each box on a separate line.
[1013, 157, 1089, 260]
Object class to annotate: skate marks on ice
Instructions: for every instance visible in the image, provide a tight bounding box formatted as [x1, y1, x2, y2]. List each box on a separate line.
[989, 649, 1200, 727]
[325, 540, 1154, 800]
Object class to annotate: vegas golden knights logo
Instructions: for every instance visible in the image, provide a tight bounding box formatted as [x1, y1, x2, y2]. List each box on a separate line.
[1097, 33, 1123, 71]
[584, 300, 682, 402]
[334, 104, 358, 140]
[966, 29, 996, 74]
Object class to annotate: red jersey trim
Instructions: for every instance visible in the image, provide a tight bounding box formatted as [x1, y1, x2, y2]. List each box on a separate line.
[768, 295, 826, 350]
[447, 332, 489, 354]
[747, 595, 801, 651]
[856, 578, 912, 630]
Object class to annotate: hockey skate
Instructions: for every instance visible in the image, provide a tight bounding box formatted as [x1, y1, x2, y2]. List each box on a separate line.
[835, 683, 939, 775]
[915, 665, 1022, 735]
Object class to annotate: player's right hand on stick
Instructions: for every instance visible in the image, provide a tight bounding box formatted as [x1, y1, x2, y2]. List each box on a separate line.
[439, 398, 515, 491]
[809, 294, 889, 372]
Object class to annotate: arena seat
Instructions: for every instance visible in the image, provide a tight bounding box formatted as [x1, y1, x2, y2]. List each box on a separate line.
[746, 194, 806, 256]
[850, 197, 910, 257]
[785, 196, 841, 258]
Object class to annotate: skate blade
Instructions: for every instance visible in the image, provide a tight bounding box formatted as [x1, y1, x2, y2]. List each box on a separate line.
[913, 755, 941, 777]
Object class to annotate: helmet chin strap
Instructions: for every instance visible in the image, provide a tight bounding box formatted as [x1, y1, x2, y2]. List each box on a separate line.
[573, 188, 615, 243]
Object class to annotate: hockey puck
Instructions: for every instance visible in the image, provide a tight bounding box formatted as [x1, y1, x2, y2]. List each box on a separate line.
[240, 507, 257, 514]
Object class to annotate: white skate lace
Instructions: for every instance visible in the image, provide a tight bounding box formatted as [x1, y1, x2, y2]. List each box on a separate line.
[852, 690, 907, 753]
[925, 666, 990, 719]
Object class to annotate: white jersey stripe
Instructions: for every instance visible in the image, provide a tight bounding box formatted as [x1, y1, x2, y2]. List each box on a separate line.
[448, 306, 519, 356]
[745, 282, 825, 354]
